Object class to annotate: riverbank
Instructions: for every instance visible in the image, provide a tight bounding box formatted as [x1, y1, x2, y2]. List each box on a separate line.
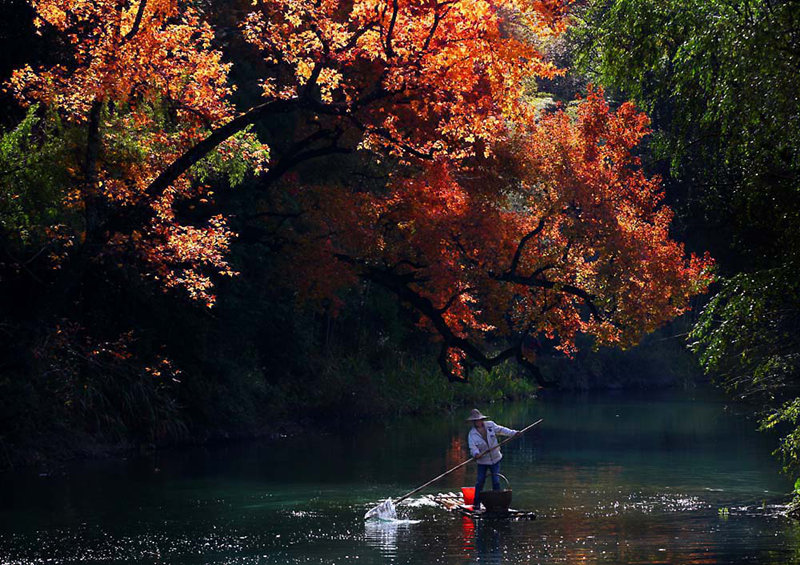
[2, 326, 709, 472]
[0, 358, 536, 472]
[1, 313, 706, 472]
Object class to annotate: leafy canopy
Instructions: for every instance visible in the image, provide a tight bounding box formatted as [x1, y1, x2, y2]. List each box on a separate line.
[5, 0, 712, 381]
[574, 0, 800, 263]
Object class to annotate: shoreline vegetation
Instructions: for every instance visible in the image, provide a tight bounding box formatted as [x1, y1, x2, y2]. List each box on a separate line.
[0, 361, 535, 472]
[1, 317, 703, 472]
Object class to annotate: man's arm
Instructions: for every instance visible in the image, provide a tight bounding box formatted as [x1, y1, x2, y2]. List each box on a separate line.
[493, 424, 518, 437]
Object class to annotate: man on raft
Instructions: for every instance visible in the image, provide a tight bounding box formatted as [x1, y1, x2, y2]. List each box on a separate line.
[466, 409, 518, 511]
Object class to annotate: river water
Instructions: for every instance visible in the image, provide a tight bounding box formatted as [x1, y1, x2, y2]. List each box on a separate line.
[1, 388, 799, 564]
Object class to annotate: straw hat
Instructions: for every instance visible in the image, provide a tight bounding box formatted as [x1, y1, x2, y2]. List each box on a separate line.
[466, 408, 488, 421]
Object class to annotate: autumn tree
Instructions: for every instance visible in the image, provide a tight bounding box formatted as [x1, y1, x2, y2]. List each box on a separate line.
[280, 88, 712, 381]
[5, 0, 711, 391]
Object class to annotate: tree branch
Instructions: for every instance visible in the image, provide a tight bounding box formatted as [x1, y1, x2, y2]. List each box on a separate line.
[123, 0, 148, 42]
[436, 287, 476, 314]
[335, 256, 557, 386]
[385, 0, 399, 57]
[494, 271, 602, 321]
[508, 217, 546, 277]
[337, 21, 380, 53]
[143, 98, 299, 199]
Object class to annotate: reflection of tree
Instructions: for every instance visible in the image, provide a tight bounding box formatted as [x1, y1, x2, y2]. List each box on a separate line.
[446, 436, 469, 488]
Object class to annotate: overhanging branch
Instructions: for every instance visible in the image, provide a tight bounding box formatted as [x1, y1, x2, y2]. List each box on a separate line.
[494, 271, 602, 321]
[335, 255, 557, 386]
[143, 98, 300, 199]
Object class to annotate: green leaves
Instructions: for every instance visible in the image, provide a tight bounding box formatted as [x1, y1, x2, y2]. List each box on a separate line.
[190, 126, 269, 189]
[575, 0, 800, 263]
[0, 105, 69, 247]
[691, 266, 800, 480]
[580, 3, 800, 503]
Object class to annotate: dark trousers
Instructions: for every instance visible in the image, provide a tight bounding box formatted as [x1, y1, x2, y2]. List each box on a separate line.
[474, 461, 501, 508]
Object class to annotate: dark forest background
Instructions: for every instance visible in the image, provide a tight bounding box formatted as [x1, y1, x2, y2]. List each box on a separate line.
[2, 0, 799, 491]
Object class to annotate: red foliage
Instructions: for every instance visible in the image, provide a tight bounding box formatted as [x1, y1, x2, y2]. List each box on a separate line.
[10, 0, 268, 306]
[9, 0, 713, 380]
[289, 88, 713, 378]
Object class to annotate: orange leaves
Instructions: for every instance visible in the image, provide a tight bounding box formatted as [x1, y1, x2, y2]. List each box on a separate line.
[9, 0, 271, 305]
[513, 87, 714, 347]
[285, 85, 713, 367]
[13, 0, 235, 125]
[143, 214, 238, 308]
[9, 0, 711, 375]
[244, 0, 570, 160]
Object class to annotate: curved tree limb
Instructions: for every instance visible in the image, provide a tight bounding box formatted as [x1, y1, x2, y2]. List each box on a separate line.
[507, 217, 547, 277]
[335, 255, 558, 386]
[122, 0, 148, 42]
[494, 270, 602, 321]
[143, 98, 300, 199]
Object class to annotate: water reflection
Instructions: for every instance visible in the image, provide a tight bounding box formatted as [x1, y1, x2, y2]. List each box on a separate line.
[442, 502, 800, 565]
[460, 515, 476, 552]
[469, 519, 511, 565]
[364, 518, 420, 558]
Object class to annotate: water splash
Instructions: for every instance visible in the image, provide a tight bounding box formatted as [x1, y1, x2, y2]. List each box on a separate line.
[364, 498, 397, 520]
[401, 496, 439, 508]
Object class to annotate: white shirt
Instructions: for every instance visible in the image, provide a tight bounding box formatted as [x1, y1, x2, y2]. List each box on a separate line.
[468, 420, 517, 465]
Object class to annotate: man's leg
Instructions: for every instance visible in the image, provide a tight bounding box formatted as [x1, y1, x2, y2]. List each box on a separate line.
[474, 464, 488, 509]
[490, 462, 501, 490]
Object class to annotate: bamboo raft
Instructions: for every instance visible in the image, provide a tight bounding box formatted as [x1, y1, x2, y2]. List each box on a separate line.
[424, 492, 537, 520]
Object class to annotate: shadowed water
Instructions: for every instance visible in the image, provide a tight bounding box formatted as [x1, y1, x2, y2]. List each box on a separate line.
[1, 388, 799, 564]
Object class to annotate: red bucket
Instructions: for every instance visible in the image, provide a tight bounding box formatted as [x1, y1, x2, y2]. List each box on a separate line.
[461, 487, 475, 505]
